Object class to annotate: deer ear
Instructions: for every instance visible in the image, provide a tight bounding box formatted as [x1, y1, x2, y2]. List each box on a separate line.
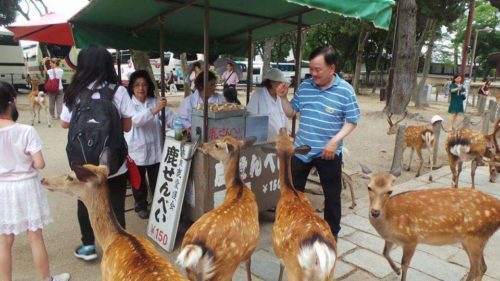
[294, 145, 311, 155]
[242, 136, 257, 149]
[226, 142, 235, 154]
[390, 167, 401, 178]
[359, 163, 372, 178]
[73, 165, 98, 182]
[261, 143, 275, 153]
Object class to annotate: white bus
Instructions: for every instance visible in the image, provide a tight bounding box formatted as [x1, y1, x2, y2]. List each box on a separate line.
[0, 31, 26, 89]
[238, 61, 310, 85]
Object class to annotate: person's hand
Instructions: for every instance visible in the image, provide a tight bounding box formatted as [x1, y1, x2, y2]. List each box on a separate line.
[322, 139, 339, 160]
[276, 83, 289, 97]
[152, 97, 167, 115]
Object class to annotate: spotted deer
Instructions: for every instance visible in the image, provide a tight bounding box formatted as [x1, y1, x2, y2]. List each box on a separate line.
[28, 78, 52, 127]
[360, 164, 500, 281]
[42, 163, 187, 281]
[177, 136, 259, 281]
[484, 119, 500, 182]
[445, 124, 500, 188]
[264, 131, 337, 281]
[387, 113, 434, 181]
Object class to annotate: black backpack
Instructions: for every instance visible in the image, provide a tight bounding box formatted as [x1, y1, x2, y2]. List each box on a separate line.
[66, 84, 127, 175]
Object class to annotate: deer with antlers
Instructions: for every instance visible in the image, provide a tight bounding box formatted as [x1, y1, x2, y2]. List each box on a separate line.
[445, 121, 500, 188]
[41, 155, 187, 280]
[177, 136, 259, 281]
[360, 164, 500, 281]
[264, 131, 337, 281]
[387, 113, 435, 181]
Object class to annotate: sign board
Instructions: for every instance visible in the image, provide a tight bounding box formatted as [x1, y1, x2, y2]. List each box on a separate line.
[147, 138, 193, 252]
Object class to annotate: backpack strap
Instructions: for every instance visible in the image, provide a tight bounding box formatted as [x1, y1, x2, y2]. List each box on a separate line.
[99, 83, 120, 101]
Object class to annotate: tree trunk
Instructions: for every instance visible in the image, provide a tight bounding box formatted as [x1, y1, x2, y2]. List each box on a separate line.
[412, 19, 434, 104]
[180, 53, 191, 97]
[387, 0, 417, 114]
[453, 44, 459, 69]
[372, 28, 392, 94]
[415, 23, 437, 107]
[262, 37, 275, 75]
[130, 50, 158, 94]
[353, 30, 370, 94]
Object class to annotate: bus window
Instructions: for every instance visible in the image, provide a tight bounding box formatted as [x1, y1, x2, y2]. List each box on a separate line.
[253, 68, 261, 75]
[0, 34, 19, 46]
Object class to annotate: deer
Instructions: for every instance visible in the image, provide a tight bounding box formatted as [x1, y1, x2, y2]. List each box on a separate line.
[177, 136, 259, 281]
[445, 122, 500, 188]
[483, 119, 500, 183]
[41, 155, 187, 281]
[28, 78, 52, 128]
[263, 131, 337, 281]
[360, 164, 500, 281]
[387, 112, 434, 181]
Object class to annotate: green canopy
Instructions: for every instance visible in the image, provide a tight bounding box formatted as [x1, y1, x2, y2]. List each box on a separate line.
[71, 0, 394, 55]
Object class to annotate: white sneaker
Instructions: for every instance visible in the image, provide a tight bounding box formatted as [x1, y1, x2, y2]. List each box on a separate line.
[51, 273, 71, 281]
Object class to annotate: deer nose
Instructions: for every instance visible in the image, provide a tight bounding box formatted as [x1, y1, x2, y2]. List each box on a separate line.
[371, 209, 380, 218]
[40, 178, 46, 184]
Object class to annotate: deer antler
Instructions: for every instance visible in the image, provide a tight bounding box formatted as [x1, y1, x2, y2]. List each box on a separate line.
[387, 113, 394, 126]
[395, 111, 408, 125]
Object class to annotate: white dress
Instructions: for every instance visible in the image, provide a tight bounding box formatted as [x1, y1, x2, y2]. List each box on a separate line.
[0, 123, 52, 235]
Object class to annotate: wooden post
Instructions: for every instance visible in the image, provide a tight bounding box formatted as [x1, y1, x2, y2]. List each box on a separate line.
[159, 18, 166, 146]
[391, 125, 406, 171]
[291, 13, 303, 138]
[481, 111, 490, 135]
[203, 0, 210, 143]
[246, 31, 253, 104]
[488, 100, 497, 123]
[472, 92, 477, 107]
[462, 115, 471, 129]
[432, 121, 442, 165]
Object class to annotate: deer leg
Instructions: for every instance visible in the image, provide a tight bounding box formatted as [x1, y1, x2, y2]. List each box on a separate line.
[405, 148, 413, 171]
[456, 161, 464, 188]
[45, 106, 52, 128]
[428, 147, 434, 182]
[462, 237, 488, 281]
[400, 242, 417, 281]
[471, 159, 478, 189]
[246, 258, 252, 281]
[37, 107, 41, 123]
[415, 148, 424, 177]
[383, 241, 400, 275]
[448, 155, 459, 188]
[31, 109, 35, 126]
[344, 172, 356, 209]
[278, 263, 284, 281]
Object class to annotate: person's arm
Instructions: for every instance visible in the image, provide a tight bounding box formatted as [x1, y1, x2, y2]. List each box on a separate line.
[122, 117, 132, 132]
[277, 83, 295, 118]
[32, 151, 45, 169]
[61, 121, 69, 129]
[322, 123, 357, 160]
[449, 84, 460, 93]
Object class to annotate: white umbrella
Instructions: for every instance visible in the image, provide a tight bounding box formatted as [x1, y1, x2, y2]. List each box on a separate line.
[184, 60, 205, 84]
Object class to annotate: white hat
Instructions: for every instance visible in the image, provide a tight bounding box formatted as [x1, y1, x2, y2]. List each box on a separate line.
[262, 68, 289, 83]
[431, 115, 443, 124]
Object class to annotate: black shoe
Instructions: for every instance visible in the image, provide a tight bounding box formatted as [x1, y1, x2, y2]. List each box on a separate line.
[137, 209, 149, 219]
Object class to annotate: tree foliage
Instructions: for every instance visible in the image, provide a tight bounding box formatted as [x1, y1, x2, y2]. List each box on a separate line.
[0, 0, 18, 26]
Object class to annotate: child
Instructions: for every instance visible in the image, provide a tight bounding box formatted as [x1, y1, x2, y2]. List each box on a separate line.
[0, 81, 70, 281]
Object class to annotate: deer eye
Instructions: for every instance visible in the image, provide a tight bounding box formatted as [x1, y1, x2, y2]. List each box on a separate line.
[367, 186, 373, 192]
[386, 191, 393, 195]
[66, 175, 74, 181]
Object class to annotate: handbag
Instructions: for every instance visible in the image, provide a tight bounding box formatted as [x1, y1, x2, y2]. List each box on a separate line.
[45, 69, 60, 93]
[126, 155, 141, 190]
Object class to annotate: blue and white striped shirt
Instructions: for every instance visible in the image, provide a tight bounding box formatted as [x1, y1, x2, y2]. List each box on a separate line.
[291, 75, 360, 162]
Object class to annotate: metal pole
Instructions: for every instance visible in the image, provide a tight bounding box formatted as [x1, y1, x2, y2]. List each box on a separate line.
[246, 31, 253, 104]
[291, 13, 303, 138]
[469, 30, 479, 82]
[460, 0, 476, 81]
[159, 18, 166, 146]
[203, 0, 210, 143]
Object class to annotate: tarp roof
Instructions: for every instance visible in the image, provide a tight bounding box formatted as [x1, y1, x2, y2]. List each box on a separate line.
[70, 0, 394, 55]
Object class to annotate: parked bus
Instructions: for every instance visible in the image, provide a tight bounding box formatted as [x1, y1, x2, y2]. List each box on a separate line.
[238, 61, 310, 85]
[0, 31, 26, 89]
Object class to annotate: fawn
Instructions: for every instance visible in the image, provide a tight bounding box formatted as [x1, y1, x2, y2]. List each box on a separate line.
[42, 161, 187, 281]
[177, 136, 259, 281]
[264, 131, 337, 281]
[361, 164, 500, 281]
[28, 78, 52, 127]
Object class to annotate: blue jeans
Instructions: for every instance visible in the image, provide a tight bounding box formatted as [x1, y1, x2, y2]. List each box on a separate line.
[291, 154, 343, 238]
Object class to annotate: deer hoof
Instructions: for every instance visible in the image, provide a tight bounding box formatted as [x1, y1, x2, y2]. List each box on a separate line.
[48, 124, 52, 128]
[428, 176, 433, 182]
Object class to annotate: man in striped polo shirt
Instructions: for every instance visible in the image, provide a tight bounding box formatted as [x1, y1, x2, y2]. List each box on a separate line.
[279, 46, 360, 239]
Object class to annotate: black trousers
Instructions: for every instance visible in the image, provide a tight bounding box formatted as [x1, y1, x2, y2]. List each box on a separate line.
[78, 173, 127, 246]
[132, 163, 160, 212]
[291, 154, 343, 238]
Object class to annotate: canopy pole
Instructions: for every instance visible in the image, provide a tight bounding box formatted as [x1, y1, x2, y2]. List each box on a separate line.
[116, 49, 122, 83]
[291, 13, 303, 138]
[159, 17, 166, 146]
[203, 0, 210, 143]
[246, 30, 253, 104]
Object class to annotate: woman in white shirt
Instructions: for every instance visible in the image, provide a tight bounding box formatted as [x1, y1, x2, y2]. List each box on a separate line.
[177, 71, 226, 128]
[43, 57, 64, 119]
[60, 45, 134, 262]
[125, 70, 174, 219]
[247, 68, 290, 141]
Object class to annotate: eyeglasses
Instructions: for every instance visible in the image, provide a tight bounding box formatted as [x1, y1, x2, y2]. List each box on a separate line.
[133, 83, 148, 88]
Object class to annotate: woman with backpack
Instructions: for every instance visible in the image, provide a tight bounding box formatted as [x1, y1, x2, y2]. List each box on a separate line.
[60, 45, 134, 261]
[42, 57, 64, 119]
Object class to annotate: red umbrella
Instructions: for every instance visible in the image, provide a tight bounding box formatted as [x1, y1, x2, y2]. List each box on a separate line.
[7, 12, 74, 46]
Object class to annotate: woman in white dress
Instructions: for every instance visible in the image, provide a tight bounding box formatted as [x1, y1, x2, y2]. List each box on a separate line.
[0, 81, 70, 281]
[247, 68, 290, 141]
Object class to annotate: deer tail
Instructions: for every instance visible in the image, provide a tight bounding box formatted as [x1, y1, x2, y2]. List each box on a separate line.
[298, 234, 336, 281]
[177, 243, 215, 281]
